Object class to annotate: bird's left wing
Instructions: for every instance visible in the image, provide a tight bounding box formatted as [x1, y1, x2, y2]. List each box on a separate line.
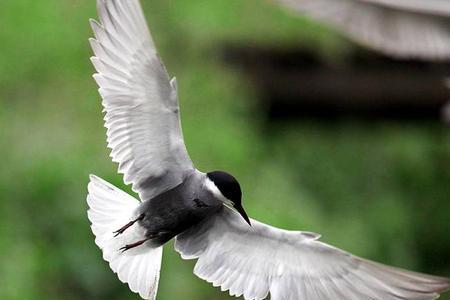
[90, 0, 194, 201]
[175, 209, 449, 300]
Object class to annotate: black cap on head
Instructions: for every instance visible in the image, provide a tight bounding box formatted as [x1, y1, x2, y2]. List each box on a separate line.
[207, 171, 251, 226]
[207, 171, 242, 203]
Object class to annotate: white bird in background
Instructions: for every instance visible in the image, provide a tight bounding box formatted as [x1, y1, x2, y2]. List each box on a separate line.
[86, 0, 450, 299]
[275, 0, 450, 60]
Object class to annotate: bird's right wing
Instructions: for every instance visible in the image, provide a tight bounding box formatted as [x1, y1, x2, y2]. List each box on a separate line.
[90, 0, 194, 202]
[175, 208, 449, 300]
[275, 0, 450, 60]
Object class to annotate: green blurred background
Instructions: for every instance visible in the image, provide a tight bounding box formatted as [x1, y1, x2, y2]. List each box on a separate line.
[0, 0, 449, 299]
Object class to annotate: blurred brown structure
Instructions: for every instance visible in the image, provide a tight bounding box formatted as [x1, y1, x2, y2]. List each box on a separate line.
[223, 45, 450, 121]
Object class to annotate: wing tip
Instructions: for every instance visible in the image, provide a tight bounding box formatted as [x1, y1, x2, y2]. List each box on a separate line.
[89, 173, 100, 182]
[92, 73, 102, 84]
[358, 257, 450, 295]
[88, 38, 99, 52]
[89, 18, 102, 35]
[89, 18, 100, 26]
[88, 174, 116, 194]
[301, 231, 321, 240]
[437, 277, 450, 293]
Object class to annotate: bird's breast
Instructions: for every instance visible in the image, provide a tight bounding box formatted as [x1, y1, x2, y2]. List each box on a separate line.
[136, 181, 222, 246]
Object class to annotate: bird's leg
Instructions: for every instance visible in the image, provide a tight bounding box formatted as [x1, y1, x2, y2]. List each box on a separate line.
[119, 238, 150, 253]
[113, 213, 145, 237]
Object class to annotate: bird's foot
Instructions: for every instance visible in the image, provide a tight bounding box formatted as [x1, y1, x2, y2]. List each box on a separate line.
[119, 238, 149, 252]
[113, 214, 145, 237]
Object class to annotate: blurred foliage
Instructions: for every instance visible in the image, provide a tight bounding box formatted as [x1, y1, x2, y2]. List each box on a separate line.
[0, 0, 449, 300]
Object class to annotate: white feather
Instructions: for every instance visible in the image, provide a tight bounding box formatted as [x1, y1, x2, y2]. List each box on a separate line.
[90, 0, 194, 202]
[175, 209, 449, 300]
[87, 175, 163, 300]
[276, 0, 450, 60]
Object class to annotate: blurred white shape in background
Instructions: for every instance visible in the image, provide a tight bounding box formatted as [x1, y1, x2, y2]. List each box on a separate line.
[276, 0, 450, 61]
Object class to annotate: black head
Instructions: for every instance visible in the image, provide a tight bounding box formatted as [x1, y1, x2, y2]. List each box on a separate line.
[206, 171, 251, 226]
[207, 171, 242, 204]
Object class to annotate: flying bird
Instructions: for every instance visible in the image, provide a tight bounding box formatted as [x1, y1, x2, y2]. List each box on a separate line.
[275, 0, 450, 60]
[87, 0, 450, 299]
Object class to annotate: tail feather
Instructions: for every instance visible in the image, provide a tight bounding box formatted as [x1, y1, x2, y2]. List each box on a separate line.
[87, 175, 162, 300]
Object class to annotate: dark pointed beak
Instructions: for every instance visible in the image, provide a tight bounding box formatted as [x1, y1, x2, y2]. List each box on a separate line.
[234, 203, 251, 226]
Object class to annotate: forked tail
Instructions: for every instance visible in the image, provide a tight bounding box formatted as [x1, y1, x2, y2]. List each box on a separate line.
[87, 175, 162, 300]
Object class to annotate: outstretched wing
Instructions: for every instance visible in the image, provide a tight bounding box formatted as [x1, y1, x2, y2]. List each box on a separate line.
[276, 0, 450, 60]
[175, 209, 449, 300]
[90, 0, 193, 201]
[87, 175, 162, 300]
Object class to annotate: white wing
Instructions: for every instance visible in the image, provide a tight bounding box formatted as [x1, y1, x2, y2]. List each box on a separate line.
[175, 209, 450, 300]
[90, 0, 194, 201]
[87, 175, 163, 300]
[276, 0, 450, 60]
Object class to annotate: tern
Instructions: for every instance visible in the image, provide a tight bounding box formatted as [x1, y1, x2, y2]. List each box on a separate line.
[86, 0, 450, 299]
